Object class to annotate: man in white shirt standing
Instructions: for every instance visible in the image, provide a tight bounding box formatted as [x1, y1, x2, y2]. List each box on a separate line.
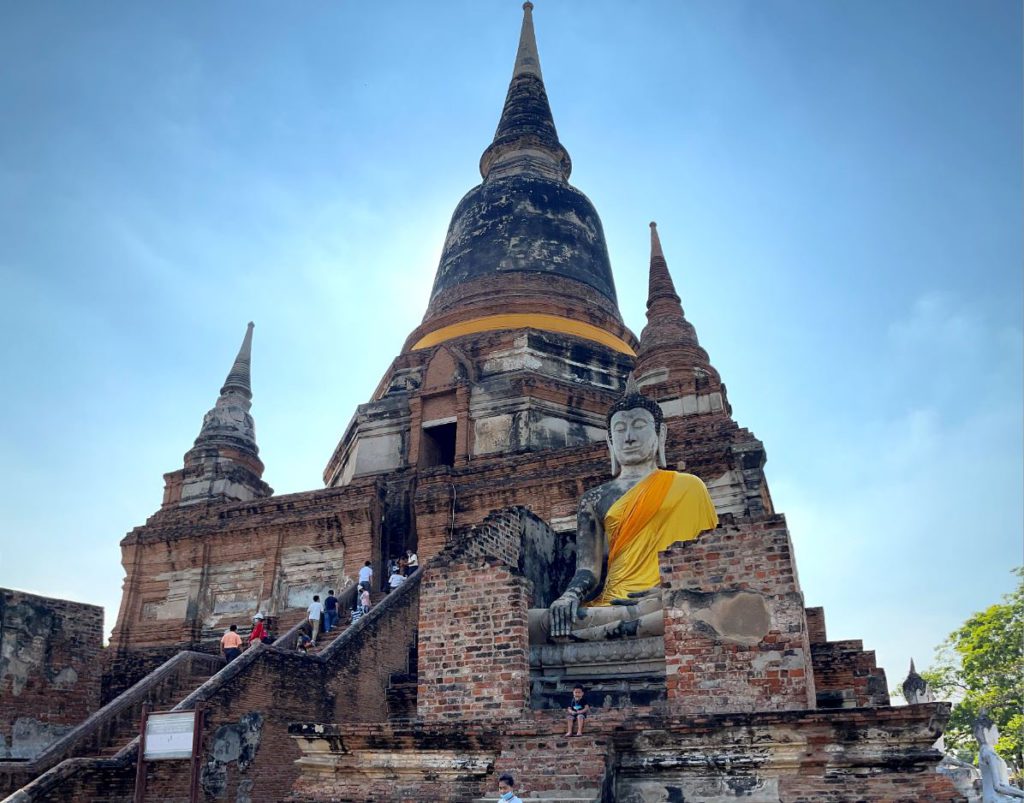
[306, 595, 324, 646]
[358, 561, 373, 592]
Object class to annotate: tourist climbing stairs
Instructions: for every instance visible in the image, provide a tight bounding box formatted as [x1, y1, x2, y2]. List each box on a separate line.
[309, 619, 346, 653]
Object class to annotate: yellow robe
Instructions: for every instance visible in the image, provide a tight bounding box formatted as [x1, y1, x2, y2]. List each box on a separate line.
[595, 470, 718, 606]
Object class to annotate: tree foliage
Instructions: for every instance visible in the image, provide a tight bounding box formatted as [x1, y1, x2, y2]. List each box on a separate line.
[921, 567, 1023, 773]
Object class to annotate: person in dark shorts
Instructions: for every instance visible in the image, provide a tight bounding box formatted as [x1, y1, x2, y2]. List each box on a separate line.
[565, 685, 590, 736]
[220, 624, 242, 663]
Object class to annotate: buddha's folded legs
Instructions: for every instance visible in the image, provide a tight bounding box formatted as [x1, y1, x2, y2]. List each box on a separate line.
[528, 597, 664, 643]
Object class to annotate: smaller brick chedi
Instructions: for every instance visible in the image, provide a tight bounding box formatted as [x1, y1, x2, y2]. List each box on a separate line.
[3, 4, 967, 803]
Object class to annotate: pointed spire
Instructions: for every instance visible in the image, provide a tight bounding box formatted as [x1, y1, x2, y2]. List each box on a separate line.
[640, 222, 699, 349]
[221, 322, 254, 398]
[160, 322, 271, 508]
[635, 222, 719, 390]
[901, 658, 930, 704]
[479, 3, 571, 182]
[647, 222, 681, 310]
[513, 2, 542, 79]
[194, 321, 260, 452]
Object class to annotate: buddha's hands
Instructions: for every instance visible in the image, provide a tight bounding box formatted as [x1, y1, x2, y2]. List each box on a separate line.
[611, 588, 658, 605]
[549, 589, 582, 638]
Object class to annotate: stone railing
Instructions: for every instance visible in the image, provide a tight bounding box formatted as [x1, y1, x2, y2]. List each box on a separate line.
[0, 650, 223, 800]
[2, 579, 416, 801]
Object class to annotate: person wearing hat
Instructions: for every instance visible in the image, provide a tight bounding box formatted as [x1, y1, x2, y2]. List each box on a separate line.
[248, 613, 268, 648]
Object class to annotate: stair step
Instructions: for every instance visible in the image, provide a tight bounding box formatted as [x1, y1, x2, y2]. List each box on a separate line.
[97, 737, 136, 757]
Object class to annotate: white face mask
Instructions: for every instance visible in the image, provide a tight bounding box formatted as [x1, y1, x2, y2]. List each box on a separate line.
[500, 794, 514, 802]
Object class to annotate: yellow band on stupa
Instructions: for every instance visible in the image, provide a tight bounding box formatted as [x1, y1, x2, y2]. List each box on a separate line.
[411, 313, 636, 356]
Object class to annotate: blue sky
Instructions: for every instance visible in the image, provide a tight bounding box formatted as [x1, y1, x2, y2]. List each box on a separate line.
[1, 1, 1020, 687]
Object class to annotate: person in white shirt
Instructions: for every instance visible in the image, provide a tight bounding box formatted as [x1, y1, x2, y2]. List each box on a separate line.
[358, 561, 373, 591]
[405, 550, 418, 575]
[389, 571, 406, 592]
[306, 595, 324, 645]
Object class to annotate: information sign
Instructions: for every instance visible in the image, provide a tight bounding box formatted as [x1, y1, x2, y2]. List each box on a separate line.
[143, 711, 196, 760]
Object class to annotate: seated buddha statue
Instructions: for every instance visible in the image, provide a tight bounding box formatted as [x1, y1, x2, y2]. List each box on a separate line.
[528, 379, 718, 642]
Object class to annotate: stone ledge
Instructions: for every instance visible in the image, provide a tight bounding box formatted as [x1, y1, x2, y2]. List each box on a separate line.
[529, 636, 665, 672]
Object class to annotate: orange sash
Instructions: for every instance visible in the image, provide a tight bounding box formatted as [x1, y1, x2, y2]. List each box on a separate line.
[605, 470, 675, 566]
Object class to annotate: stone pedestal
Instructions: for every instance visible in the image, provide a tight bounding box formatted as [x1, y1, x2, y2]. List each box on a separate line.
[529, 636, 666, 710]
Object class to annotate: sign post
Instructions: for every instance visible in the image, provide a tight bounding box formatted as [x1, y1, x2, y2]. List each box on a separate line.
[134, 706, 204, 803]
[132, 703, 150, 803]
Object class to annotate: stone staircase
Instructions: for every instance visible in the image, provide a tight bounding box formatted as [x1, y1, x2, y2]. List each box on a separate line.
[96, 672, 215, 758]
[305, 588, 389, 653]
[3, 575, 425, 802]
[0, 652, 222, 799]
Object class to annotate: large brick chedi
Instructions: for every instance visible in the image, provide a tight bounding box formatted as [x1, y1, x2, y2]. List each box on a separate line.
[7, 4, 965, 803]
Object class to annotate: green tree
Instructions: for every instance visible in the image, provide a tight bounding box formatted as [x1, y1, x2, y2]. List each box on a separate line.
[919, 567, 1023, 774]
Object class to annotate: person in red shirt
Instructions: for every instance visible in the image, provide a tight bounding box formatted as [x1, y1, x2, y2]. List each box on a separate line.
[248, 614, 268, 648]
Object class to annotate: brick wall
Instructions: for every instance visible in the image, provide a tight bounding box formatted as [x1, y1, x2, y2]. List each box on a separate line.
[660, 517, 817, 714]
[110, 481, 380, 655]
[811, 639, 890, 708]
[805, 605, 827, 644]
[30, 649, 330, 803]
[612, 705, 964, 802]
[492, 730, 611, 799]
[0, 589, 103, 761]
[804, 602, 890, 708]
[288, 722, 500, 802]
[287, 704, 963, 802]
[417, 558, 531, 722]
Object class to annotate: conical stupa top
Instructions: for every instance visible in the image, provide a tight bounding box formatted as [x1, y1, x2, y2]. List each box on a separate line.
[413, 2, 632, 354]
[635, 222, 709, 372]
[647, 222, 681, 309]
[479, 2, 571, 181]
[901, 658, 929, 703]
[220, 322, 254, 398]
[643, 222, 695, 346]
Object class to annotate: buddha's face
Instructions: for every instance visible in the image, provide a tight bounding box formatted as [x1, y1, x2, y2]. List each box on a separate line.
[609, 408, 660, 468]
[974, 722, 999, 746]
